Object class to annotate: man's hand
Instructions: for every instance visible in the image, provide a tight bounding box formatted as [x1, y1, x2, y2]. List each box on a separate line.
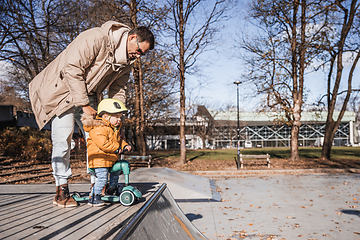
[82, 105, 97, 118]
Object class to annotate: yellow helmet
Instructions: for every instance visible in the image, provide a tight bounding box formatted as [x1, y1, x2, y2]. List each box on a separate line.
[97, 98, 128, 116]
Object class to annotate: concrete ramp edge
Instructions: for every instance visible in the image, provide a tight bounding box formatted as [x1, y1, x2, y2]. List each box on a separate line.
[113, 183, 208, 240]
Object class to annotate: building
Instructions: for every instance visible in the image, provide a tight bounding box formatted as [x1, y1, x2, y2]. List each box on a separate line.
[208, 110, 357, 149]
[2, 105, 358, 150]
[146, 106, 359, 150]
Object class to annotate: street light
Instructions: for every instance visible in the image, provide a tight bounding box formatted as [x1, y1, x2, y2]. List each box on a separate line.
[233, 81, 242, 170]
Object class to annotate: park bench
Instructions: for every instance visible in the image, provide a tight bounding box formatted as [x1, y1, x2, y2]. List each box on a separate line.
[240, 154, 270, 169]
[123, 155, 152, 168]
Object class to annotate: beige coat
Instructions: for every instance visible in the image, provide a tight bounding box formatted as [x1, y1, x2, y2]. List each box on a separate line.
[29, 21, 134, 129]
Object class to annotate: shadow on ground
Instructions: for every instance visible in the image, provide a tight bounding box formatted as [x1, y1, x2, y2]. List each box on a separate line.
[185, 213, 203, 222]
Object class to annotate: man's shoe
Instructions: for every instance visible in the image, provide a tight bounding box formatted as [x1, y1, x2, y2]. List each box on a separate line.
[53, 183, 78, 208]
[53, 185, 60, 205]
[88, 194, 105, 207]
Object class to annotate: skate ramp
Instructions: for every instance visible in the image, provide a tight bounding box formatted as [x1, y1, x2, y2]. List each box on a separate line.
[1, 183, 207, 240]
[113, 183, 207, 240]
[123, 167, 214, 201]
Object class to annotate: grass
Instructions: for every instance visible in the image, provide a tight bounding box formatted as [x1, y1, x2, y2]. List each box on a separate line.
[149, 147, 360, 161]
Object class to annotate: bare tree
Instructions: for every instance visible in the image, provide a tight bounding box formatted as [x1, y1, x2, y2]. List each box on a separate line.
[107, 0, 171, 155]
[317, 0, 360, 160]
[0, 0, 175, 156]
[168, 0, 230, 164]
[192, 105, 214, 149]
[240, 0, 335, 161]
[0, 0, 102, 110]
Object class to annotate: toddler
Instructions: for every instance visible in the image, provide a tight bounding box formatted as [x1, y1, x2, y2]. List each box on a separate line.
[81, 98, 131, 206]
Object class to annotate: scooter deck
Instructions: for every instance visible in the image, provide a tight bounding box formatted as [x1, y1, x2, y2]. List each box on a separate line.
[72, 195, 120, 202]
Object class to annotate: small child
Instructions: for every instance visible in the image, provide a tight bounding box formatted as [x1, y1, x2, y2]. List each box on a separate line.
[81, 98, 132, 206]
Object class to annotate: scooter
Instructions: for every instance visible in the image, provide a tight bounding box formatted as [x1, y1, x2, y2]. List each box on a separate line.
[71, 157, 142, 206]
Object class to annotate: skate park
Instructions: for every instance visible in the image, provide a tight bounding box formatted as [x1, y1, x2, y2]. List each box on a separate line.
[2, 0, 360, 239]
[1, 167, 359, 240]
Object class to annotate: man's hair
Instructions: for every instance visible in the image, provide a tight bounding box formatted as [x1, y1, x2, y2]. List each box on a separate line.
[129, 26, 155, 50]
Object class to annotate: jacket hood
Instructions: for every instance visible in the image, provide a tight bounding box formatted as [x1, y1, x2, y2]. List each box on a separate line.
[81, 113, 107, 132]
[101, 21, 131, 34]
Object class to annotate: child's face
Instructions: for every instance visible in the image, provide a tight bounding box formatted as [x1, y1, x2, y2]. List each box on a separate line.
[108, 113, 123, 127]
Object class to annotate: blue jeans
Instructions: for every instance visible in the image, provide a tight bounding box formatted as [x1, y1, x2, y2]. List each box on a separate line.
[92, 168, 121, 195]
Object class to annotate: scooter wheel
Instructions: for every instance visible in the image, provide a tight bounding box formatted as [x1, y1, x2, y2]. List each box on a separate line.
[120, 190, 135, 206]
[71, 192, 82, 198]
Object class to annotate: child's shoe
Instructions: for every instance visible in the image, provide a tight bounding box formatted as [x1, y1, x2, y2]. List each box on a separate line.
[88, 194, 105, 207]
[106, 186, 118, 196]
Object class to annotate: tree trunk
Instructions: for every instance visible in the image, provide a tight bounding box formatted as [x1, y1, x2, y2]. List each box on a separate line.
[138, 62, 147, 156]
[133, 61, 141, 152]
[178, 0, 186, 164]
[130, 0, 146, 156]
[133, 59, 147, 155]
[290, 112, 301, 161]
[201, 136, 206, 149]
[320, 0, 358, 161]
[289, 0, 301, 161]
[321, 119, 335, 160]
[290, 93, 302, 162]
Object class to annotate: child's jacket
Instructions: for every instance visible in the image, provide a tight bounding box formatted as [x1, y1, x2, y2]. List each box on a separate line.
[81, 113, 129, 168]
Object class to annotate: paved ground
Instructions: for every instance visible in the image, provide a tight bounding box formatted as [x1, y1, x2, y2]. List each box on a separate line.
[178, 173, 360, 240]
[1, 168, 359, 240]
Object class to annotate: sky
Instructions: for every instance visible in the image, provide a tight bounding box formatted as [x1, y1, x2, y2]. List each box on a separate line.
[184, 1, 360, 113]
[1, 0, 359, 114]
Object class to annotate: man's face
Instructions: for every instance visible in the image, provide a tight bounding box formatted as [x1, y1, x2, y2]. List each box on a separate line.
[127, 34, 150, 61]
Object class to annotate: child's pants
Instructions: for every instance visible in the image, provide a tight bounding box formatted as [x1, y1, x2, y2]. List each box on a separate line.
[92, 168, 121, 195]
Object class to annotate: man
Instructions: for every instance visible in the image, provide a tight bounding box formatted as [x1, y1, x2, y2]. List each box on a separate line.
[29, 21, 154, 207]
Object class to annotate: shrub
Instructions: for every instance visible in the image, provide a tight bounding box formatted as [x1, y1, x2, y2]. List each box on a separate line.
[0, 127, 52, 162]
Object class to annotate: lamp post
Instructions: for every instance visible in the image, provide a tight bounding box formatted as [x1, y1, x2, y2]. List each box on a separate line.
[233, 81, 242, 170]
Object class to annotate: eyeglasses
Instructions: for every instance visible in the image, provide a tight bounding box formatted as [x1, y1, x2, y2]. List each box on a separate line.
[136, 37, 145, 56]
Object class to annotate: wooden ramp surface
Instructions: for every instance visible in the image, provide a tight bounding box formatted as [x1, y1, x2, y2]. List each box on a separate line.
[0, 183, 158, 240]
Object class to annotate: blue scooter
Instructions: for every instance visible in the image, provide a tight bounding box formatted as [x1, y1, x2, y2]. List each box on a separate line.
[71, 159, 142, 206]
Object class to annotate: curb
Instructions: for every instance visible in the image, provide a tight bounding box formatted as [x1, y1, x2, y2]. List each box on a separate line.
[187, 168, 360, 178]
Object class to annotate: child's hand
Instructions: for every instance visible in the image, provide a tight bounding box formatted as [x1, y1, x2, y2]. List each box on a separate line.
[124, 145, 132, 152]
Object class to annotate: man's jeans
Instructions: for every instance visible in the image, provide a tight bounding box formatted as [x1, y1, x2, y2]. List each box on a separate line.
[92, 168, 120, 195]
[51, 108, 75, 186]
[51, 105, 96, 186]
